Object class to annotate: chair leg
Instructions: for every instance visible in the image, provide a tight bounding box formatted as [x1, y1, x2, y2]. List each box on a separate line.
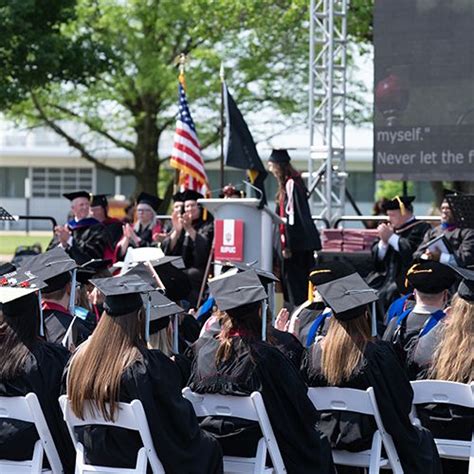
[369, 431, 382, 474]
[254, 438, 267, 473]
[468, 431, 474, 474]
[31, 440, 44, 474]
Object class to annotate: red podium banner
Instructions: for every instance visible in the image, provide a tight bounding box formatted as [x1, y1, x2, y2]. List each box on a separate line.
[214, 219, 244, 261]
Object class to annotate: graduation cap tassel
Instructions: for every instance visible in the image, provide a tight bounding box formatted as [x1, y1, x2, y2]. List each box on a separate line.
[173, 314, 179, 354]
[371, 301, 377, 338]
[261, 300, 268, 342]
[69, 269, 77, 318]
[308, 282, 314, 303]
[268, 282, 276, 325]
[145, 296, 151, 342]
[38, 290, 44, 337]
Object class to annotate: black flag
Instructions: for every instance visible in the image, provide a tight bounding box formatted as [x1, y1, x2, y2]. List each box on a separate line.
[223, 83, 267, 205]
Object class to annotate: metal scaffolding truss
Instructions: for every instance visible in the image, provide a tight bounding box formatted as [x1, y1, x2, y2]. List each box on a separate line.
[308, 0, 348, 224]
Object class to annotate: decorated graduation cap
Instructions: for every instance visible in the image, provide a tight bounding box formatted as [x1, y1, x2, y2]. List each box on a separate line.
[91, 274, 155, 317]
[90, 194, 110, 208]
[382, 195, 415, 214]
[136, 192, 162, 212]
[317, 273, 378, 335]
[63, 190, 91, 201]
[209, 270, 267, 313]
[405, 261, 456, 294]
[307, 261, 356, 303]
[27, 248, 77, 293]
[268, 149, 291, 164]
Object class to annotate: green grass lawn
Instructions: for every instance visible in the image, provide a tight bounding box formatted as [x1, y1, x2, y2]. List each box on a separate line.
[0, 235, 53, 259]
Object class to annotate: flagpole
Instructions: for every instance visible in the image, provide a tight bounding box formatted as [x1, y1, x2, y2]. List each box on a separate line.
[174, 53, 187, 192]
[219, 62, 225, 191]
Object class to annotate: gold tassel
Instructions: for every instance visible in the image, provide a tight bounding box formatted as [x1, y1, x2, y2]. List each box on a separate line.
[308, 282, 314, 303]
[395, 196, 406, 215]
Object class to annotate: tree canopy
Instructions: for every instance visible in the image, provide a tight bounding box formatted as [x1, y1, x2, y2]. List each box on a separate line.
[1, 0, 373, 195]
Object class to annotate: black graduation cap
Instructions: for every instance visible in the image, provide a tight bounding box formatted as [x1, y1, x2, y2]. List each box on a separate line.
[218, 261, 279, 286]
[268, 149, 291, 164]
[143, 292, 183, 334]
[0, 262, 16, 276]
[0, 270, 46, 316]
[90, 194, 110, 208]
[382, 195, 415, 214]
[208, 270, 267, 313]
[136, 192, 162, 212]
[316, 273, 378, 321]
[63, 190, 91, 201]
[122, 262, 164, 289]
[181, 190, 204, 202]
[442, 188, 459, 201]
[444, 264, 474, 302]
[91, 274, 155, 317]
[172, 191, 184, 203]
[76, 259, 112, 284]
[309, 261, 356, 286]
[405, 261, 456, 294]
[444, 194, 474, 228]
[150, 258, 190, 301]
[27, 248, 77, 293]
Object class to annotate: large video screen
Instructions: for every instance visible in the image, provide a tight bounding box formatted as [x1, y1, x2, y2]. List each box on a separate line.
[374, 0, 474, 181]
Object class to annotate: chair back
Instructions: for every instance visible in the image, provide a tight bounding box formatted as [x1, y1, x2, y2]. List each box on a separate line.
[59, 395, 165, 474]
[411, 380, 474, 408]
[0, 393, 63, 474]
[308, 386, 403, 474]
[183, 388, 286, 474]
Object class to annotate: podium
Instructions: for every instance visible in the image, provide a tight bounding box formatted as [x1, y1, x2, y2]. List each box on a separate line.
[198, 198, 284, 273]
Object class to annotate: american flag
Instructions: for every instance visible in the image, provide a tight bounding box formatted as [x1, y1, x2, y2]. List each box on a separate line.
[170, 79, 208, 192]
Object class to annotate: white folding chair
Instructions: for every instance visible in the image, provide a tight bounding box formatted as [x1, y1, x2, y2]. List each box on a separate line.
[307, 387, 403, 474]
[58, 395, 165, 474]
[182, 387, 286, 474]
[0, 392, 63, 474]
[411, 380, 474, 471]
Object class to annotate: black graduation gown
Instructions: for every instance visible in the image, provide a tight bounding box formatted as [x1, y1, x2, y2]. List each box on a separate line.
[367, 219, 431, 312]
[301, 340, 442, 474]
[382, 309, 436, 368]
[274, 176, 321, 308]
[103, 217, 124, 249]
[43, 307, 91, 349]
[414, 225, 474, 267]
[293, 302, 331, 347]
[268, 327, 304, 370]
[188, 336, 335, 474]
[64, 348, 223, 473]
[0, 341, 74, 473]
[162, 217, 214, 305]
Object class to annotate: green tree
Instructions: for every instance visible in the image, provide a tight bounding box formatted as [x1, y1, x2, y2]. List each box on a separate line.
[3, 0, 372, 195]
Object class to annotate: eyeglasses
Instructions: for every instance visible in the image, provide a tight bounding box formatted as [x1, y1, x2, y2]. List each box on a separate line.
[136, 208, 152, 213]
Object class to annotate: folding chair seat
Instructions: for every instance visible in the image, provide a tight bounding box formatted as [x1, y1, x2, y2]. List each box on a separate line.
[411, 380, 474, 471]
[182, 387, 286, 474]
[59, 395, 165, 474]
[307, 386, 403, 474]
[0, 392, 62, 474]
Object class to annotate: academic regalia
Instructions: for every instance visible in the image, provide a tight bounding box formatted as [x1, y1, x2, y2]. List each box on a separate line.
[0, 341, 75, 473]
[367, 218, 431, 312]
[302, 340, 442, 474]
[269, 327, 304, 369]
[188, 337, 334, 474]
[295, 303, 332, 347]
[63, 348, 222, 473]
[414, 225, 474, 267]
[42, 301, 91, 348]
[273, 174, 321, 307]
[385, 292, 415, 325]
[382, 260, 456, 369]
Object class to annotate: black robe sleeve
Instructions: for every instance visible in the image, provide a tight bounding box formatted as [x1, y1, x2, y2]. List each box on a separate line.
[69, 223, 107, 263]
[455, 228, 474, 266]
[254, 346, 334, 474]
